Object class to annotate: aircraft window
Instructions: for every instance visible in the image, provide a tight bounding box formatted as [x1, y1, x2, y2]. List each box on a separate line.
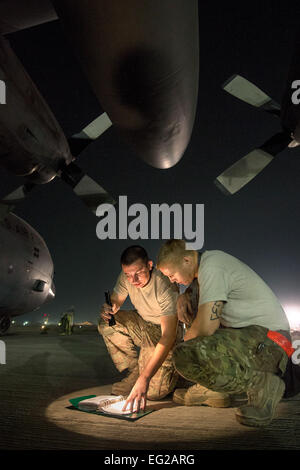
[15, 224, 28, 237]
[33, 247, 40, 258]
[33, 280, 46, 292]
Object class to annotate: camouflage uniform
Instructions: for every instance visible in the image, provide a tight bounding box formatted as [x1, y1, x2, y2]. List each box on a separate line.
[98, 309, 182, 400]
[60, 311, 74, 335]
[66, 312, 74, 335]
[173, 324, 288, 394]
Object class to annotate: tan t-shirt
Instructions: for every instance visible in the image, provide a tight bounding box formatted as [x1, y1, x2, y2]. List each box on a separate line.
[113, 268, 178, 325]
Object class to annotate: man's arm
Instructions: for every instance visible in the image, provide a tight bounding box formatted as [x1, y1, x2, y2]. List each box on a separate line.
[140, 314, 178, 379]
[123, 314, 178, 412]
[177, 279, 199, 326]
[184, 301, 224, 341]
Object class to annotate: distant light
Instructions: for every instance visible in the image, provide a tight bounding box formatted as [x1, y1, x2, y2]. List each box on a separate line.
[12, 321, 15, 324]
[23, 321, 29, 326]
[284, 305, 300, 330]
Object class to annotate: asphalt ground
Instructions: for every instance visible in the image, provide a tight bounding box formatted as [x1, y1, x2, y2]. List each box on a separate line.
[0, 325, 299, 451]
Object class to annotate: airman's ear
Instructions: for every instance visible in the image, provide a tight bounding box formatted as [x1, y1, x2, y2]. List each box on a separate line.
[148, 260, 153, 270]
[183, 256, 191, 265]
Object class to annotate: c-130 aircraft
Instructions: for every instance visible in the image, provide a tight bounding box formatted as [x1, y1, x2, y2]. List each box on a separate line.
[0, 0, 199, 333]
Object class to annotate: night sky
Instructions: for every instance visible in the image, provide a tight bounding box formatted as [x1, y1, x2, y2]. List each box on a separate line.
[1, 2, 300, 325]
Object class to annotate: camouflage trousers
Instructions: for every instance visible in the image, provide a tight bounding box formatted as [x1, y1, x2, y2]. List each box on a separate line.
[173, 325, 289, 394]
[98, 310, 182, 400]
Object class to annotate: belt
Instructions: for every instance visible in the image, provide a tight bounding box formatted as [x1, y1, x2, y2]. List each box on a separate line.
[267, 330, 295, 358]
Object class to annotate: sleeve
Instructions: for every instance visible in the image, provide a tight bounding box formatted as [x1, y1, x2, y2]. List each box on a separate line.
[199, 266, 229, 305]
[157, 278, 179, 317]
[113, 272, 129, 299]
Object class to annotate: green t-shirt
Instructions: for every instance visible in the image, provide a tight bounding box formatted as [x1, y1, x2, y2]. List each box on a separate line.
[198, 250, 290, 331]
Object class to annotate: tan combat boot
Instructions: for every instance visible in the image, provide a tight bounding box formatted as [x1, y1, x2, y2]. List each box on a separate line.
[235, 371, 285, 427]
[111, 366, 140, 396]
[173, 383, 248, 408]
[173, 383, 232, 408]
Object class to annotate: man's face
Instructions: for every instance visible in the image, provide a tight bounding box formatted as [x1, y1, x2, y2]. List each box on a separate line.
[159, 258, 194, 286]
[122, 259, 153, 288]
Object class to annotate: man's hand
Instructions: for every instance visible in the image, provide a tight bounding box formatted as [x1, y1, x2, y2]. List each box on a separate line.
[122, 375, 149, 413]
[100, 292, 127, 323]
[100, 302, 119, 323]
[122, 315, 178, 414]
[177, 293, 194, 325]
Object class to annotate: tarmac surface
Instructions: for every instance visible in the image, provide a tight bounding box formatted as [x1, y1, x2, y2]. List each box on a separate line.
[0, 324, 300, 451]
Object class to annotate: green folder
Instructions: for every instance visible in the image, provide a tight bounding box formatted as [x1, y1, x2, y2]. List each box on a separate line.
[69, 395, 153, 421]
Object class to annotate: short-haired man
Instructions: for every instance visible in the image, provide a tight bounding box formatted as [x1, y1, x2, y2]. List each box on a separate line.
[99, 245, 181, 413]
[157, 239, 291, 427]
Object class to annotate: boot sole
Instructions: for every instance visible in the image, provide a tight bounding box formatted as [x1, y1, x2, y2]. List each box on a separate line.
[230, 393, 248, 407]
[235, 414, 273, 427]
[235, 378, 285, 427]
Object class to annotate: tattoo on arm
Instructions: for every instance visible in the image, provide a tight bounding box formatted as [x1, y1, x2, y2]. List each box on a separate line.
[210, 302, 223, 321]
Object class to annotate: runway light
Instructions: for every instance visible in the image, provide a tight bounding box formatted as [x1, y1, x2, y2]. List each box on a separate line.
[284, 305, 300, 330]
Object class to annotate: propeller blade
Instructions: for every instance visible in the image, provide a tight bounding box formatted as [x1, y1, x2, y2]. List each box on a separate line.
[69, 112, 112, 157]
[73, 112, 112, 140]
[60, 162, 115, 213]
[0, 114, 114, 216]
[222, 75, 281, 116]
[215, 132, 292, 195]
[0, 183, 36, 217]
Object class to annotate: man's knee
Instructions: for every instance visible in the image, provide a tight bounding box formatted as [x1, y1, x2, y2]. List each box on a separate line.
[172, 338, 213, 384]
[147, 364, 179, 400]
[98, 321, 104, 334]
[98, 320, 112, 337]
[173, 342, 188, 375]
[147, 389, 167, 401]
